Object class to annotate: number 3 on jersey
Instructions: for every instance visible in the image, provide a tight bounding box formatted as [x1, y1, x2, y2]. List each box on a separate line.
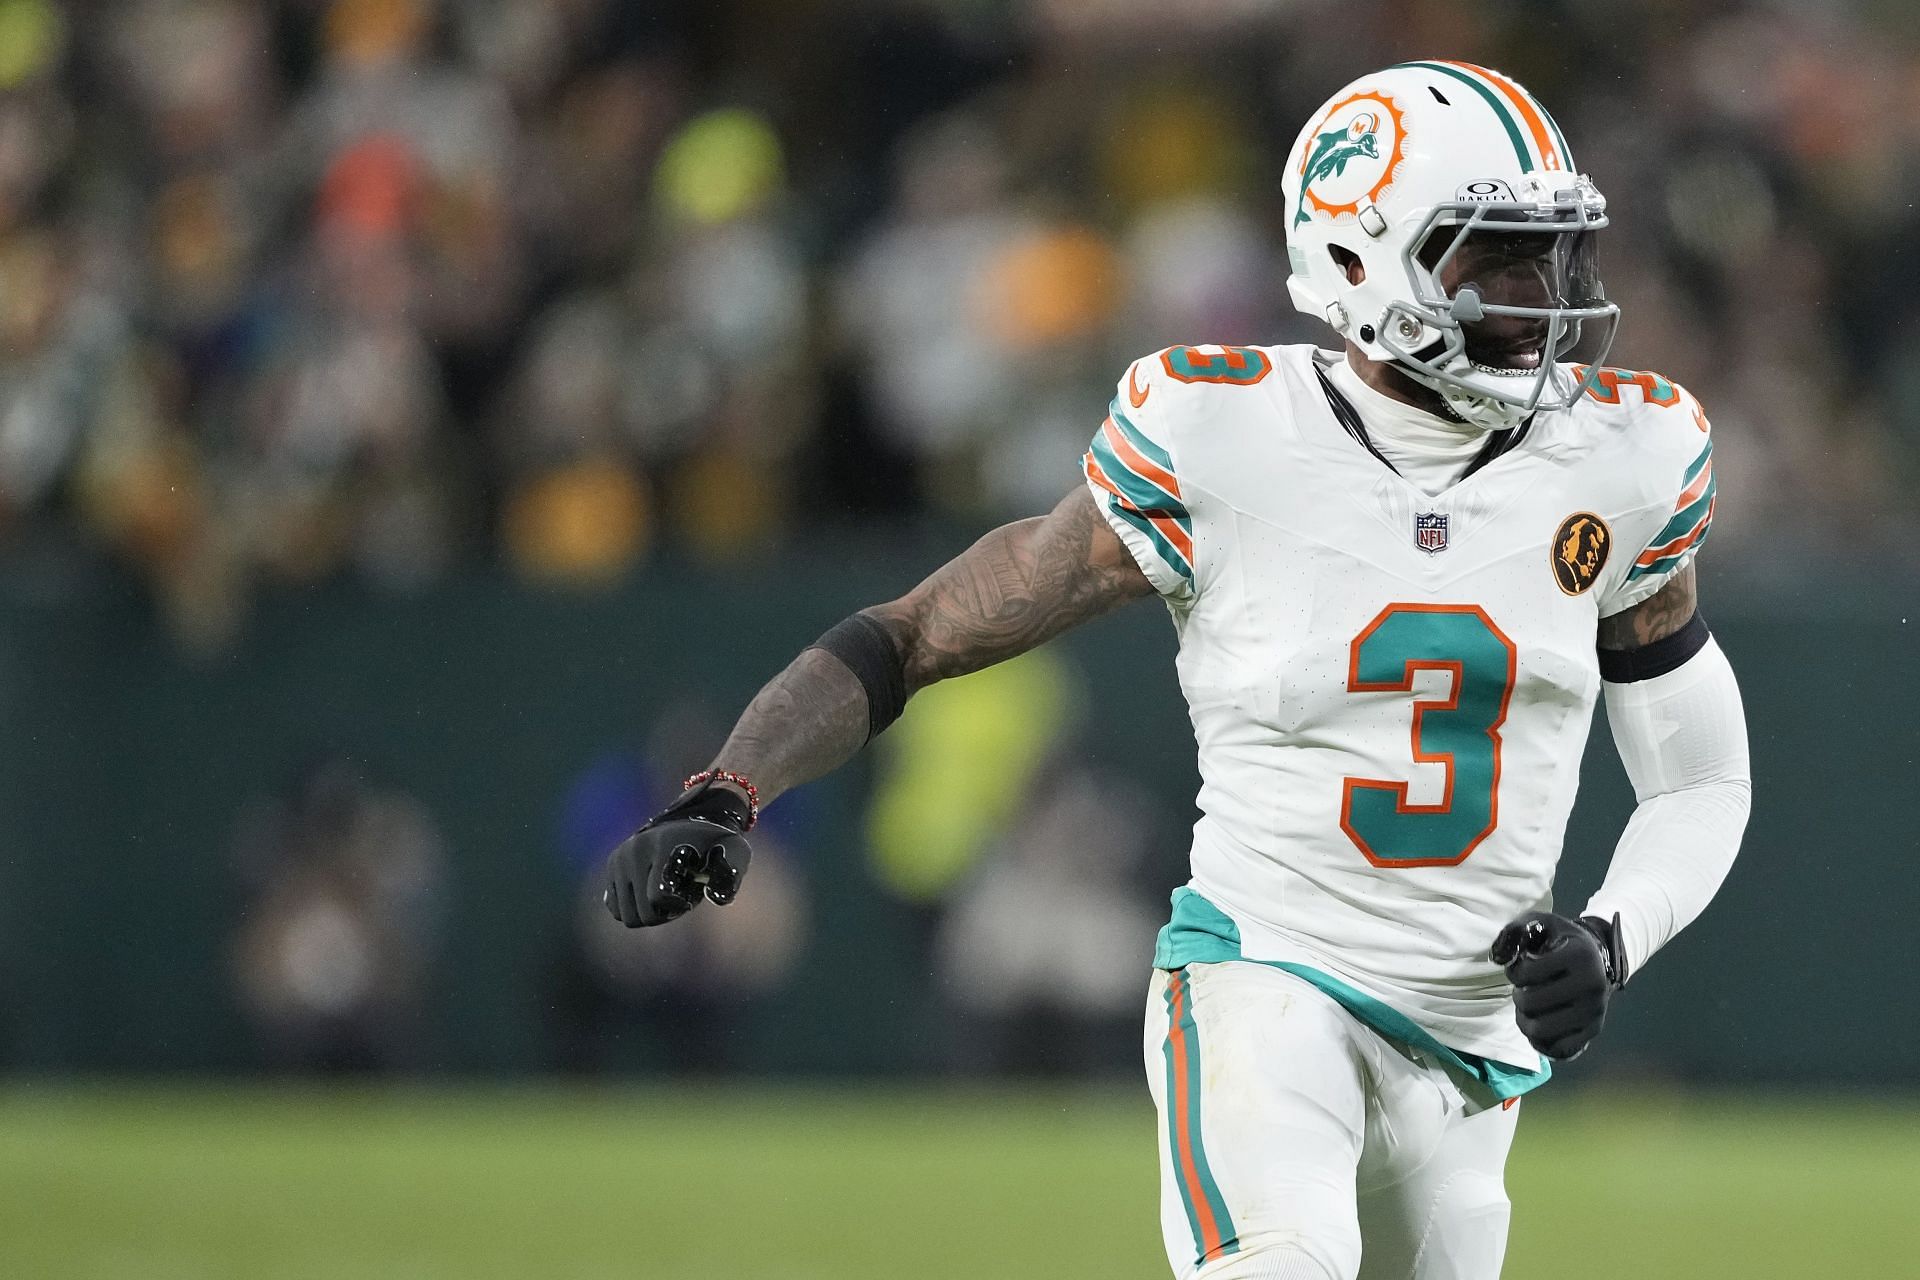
[1340, 604, 1517, 868]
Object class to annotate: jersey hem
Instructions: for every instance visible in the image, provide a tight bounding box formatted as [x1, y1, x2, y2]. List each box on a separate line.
[1153, 886, 1551, 1100]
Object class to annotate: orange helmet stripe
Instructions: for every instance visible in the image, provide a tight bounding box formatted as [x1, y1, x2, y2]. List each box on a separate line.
[1440, 61, 1563, 170]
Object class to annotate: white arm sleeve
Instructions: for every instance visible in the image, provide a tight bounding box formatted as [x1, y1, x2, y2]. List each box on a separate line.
[1582, 636, 1752, 979]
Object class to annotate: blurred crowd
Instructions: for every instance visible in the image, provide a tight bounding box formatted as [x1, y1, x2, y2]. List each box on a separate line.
[5, 0, 1919, 649]
[230, 756, 447, 1071]
[227, 648, 1170, 1077]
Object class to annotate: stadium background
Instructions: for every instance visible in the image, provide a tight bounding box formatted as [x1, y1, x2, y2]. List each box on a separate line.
[2, 0, 1916, 1274]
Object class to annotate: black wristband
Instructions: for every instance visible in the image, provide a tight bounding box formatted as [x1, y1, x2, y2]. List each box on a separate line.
[808, 612, 908, 741]
[1598, 611, 1709, 683]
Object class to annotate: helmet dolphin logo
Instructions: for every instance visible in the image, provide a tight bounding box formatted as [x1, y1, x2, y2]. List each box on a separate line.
[1295, 114, 1382, 226]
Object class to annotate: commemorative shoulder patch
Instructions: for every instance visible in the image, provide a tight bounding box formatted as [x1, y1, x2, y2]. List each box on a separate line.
[1552, 512, 1611, 595]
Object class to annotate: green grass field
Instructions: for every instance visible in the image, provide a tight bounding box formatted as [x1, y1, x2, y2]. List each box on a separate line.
[2, 1085, 1915, 1278]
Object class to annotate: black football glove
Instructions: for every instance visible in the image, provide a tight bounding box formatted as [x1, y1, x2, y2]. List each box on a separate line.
[602, 777, 753, 928]
[1489, 911, 1627, 1061]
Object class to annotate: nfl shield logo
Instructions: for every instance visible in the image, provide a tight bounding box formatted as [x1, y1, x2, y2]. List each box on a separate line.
[1415, 512, 1449, 554]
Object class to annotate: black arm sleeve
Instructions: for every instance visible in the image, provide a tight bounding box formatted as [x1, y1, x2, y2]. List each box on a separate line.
[807, 612, 908, 741]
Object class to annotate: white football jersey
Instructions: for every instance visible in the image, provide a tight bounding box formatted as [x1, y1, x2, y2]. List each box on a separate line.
[1084, 343, 1716, 1075]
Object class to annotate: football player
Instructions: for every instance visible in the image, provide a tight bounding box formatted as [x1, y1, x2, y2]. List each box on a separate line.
[603, 61, 1751, 1280]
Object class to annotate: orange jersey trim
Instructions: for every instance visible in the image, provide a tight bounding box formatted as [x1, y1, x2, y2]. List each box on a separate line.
[1635, 500, 1714, 566]
[1100, 417, 1183, 500]
[1674, 457, 1714, 510]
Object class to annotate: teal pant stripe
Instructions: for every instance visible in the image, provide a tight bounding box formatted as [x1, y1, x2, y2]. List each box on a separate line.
[1159, 977, 1204, 1260]
[1163, 970, 1240, 1266]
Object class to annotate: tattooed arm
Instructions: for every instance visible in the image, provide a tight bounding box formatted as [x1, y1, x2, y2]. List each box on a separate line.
[601, 487, 1153, 927]
[1596, 562, 1697, 651]
[706, 486, 1154, 807]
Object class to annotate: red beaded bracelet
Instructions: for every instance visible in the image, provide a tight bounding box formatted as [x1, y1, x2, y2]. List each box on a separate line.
[682, 768, 760, 831]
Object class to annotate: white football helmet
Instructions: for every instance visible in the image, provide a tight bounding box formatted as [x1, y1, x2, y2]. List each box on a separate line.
[1283, 61, 1618, 429]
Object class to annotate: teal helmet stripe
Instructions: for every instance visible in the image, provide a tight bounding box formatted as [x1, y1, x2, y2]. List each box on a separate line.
[1391, 61, 1534, 171]
[1476, 63, 1576, 170]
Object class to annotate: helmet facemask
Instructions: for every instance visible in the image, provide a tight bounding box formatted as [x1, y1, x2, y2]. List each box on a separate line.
[1379, 186, 1619, 430]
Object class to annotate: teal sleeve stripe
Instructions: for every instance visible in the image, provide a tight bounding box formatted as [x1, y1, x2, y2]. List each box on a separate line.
[1622, 440, 1716, 582]
[1674, 473, 1716, 531]
[1089, 431, 1189, 522]
[1391, 62, 1534, 170]
[1644, 472, 1716, 551]
[1103, 497, 1195, 585]
[1627, 520, 1713, 581]
[1682, 439, 1713, 487]
[1107, 401, 1178, 474]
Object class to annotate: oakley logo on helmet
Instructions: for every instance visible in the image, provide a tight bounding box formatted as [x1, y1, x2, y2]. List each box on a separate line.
[1456, 179, 1516, 202]
[1294, 91, 1407, 227]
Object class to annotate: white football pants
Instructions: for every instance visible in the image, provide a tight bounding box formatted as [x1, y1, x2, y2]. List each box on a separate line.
[1144, 962, 1520, 1280]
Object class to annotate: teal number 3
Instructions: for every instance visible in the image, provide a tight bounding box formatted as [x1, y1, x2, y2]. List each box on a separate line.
[1339, 604, 1517, 867]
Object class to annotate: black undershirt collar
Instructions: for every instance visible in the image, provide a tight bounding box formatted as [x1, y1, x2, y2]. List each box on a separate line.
[1312, 358, 1533, 482]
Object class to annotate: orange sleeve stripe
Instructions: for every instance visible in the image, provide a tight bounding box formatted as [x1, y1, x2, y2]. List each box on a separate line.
[1443, 61, 1561, 169]
[1635, 499, 1714, 565]
[1149, 513, 1195, 564]
[1674, 457, 1714, 509]
[1085, 452, 1194, 563]
[1101, 418, 1183, 500]
[1084, 449, 1124, 500]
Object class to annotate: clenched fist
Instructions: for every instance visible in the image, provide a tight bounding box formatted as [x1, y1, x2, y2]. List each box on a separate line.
[602, 777, 753, 927]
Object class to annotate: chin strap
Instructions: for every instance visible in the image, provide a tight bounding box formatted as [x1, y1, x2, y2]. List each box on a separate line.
[1420, 359, 1537, 432]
